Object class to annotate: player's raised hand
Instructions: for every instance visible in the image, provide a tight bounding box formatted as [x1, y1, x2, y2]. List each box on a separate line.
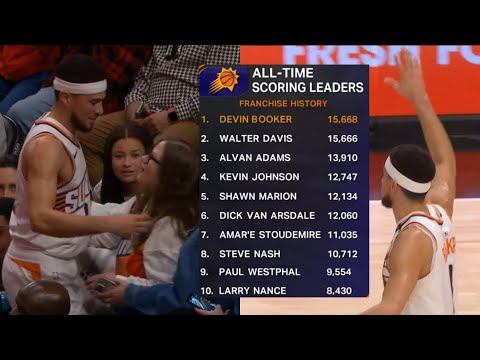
[384, 48, 428, 105]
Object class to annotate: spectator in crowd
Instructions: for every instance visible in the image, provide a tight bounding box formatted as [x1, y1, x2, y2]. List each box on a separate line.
[79, 120, 198, 314]
[153, 120, 200, 152]
[93, 122, 152, 204]
[93, 227, 238, 315]
[0, 154, 17, 198]
[88, 121, 236, 315]
[79, 122, 153, 281]
[7, 45, 152, 169]
[81, 45, 239, 185]
[93, 227, 201, 314]
[86, 138, 199, 301]
[89, 121, 203, 314]
[0, 46, 61, 114]
[9, 280, 70, 315]
[0, 197, 14, 291]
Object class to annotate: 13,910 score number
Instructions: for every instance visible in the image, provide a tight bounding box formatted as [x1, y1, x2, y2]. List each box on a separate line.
[328, 153, 358, 162]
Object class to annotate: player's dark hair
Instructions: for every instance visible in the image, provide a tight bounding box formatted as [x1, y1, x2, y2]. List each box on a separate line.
[54, 54, 106, 99]
[389, 144, 436, 202]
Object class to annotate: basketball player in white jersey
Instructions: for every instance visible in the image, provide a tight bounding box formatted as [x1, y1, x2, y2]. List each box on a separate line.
[2, 54, 153, 315]
[362, 49, 456, 315]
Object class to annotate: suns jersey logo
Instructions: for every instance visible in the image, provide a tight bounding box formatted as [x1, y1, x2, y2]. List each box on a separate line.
[442, 236, 456, 261]
[56, 172, 92, 214]
[65, 178, 91, 213]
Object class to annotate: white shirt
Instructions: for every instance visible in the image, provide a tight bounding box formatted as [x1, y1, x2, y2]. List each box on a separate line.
[382, 204, 456, 315]
[9, 114, 92, 259]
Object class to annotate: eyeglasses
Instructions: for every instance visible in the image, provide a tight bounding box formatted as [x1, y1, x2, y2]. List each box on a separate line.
[143, 153, 162, 166]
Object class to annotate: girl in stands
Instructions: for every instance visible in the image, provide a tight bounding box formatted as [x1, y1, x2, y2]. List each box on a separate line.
[79, 123, 152, 285]
[87, 138, 199, 288]
[93, 123, 152, 204]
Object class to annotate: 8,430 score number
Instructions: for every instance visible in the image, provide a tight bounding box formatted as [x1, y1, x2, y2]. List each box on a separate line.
[326, 286, 353, 295]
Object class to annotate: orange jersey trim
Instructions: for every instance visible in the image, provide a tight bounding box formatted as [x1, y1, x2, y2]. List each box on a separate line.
[10, 257, 41, 281]
[34, 120, 80, 148]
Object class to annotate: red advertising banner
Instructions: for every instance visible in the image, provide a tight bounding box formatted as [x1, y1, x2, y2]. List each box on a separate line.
[241, 45, 480, 117]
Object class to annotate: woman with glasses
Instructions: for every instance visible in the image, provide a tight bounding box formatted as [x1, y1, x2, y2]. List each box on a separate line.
[86, 138, 199, 300]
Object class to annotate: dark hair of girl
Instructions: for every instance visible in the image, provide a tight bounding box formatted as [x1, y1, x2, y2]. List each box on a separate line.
[100, 123, 152, 204]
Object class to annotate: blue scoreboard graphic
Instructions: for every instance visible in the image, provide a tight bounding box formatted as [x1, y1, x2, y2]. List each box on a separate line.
[199, 65, 369, 297]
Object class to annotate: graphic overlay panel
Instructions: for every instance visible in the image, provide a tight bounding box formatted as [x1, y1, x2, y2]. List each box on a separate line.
[199, 65, 369, 297]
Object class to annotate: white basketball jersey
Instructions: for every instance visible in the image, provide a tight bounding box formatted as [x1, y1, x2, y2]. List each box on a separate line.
[382, 204, 456, 315]
[9, 114, 92, 259]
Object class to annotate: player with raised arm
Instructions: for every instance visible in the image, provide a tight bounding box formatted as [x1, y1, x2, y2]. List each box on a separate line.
[362, 48, 457, 315]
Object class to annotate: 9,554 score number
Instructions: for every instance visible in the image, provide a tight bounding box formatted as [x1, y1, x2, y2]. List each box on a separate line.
[326, 267, 352, 276]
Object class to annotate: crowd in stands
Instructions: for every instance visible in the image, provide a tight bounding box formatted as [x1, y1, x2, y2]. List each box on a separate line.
[0, 45, 240, 315]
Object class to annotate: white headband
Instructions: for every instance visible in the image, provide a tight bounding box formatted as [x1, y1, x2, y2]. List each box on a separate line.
[53, 77, 107, 94]
[385, 156, 432, 194]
